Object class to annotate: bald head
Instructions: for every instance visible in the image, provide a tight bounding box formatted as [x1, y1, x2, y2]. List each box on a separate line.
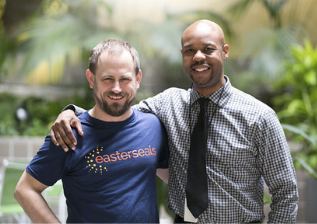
[181, 20, 226, 47]
[180, 20, 229, 96]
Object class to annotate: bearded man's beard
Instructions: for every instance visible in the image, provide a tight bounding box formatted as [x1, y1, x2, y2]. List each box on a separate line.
[94, 91, 135, 117]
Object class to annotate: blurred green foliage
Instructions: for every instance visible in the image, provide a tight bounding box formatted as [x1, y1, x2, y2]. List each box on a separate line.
[156, 177, 171, 216]
[0, 86, 95, 136]
[0, 86, 152, 136]
[273, 40, 317, 179]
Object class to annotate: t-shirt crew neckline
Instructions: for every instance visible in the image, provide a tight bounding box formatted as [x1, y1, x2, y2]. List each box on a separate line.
[82, 108, 136, 129]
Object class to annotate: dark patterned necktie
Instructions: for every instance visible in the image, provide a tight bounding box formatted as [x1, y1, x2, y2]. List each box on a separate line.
[186, 97, 209, 218]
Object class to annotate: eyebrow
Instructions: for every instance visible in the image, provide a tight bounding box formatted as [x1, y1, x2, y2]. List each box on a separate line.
[182, 43, 217, 48]
[100, 73, 133, 78]
[100, 73, 112, 78]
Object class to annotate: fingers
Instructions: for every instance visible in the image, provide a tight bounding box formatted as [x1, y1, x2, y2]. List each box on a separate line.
[59, 119, 77, 151]
[55, 132, 69, 152]
[51, 121, 72, 152]
[70, 117, 84, 136]
[50, 109, 80, 152]
[60, 117, 82, 150]
[50, 126, 59, 146]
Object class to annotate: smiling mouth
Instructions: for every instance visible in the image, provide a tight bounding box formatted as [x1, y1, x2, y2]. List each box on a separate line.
[194, 68, 209, 72]
[109, 95, 124, 100]
[192, 67, 211, 73]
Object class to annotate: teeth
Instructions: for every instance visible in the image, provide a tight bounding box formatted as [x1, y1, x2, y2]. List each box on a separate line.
[195, 68, 208, 72]
[109, 96, 123, 99]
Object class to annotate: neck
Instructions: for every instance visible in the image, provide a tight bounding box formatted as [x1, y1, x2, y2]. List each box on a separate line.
[194, 76, 226, 97]
[89, 106, 133, 122]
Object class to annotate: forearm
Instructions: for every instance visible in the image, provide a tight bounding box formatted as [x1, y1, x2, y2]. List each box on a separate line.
[15, 171, 61, 223]
[267, 179, 298, 223]
[266, 148, 298, 223]
[266, 147, 298, 223]
[15, 188, 60, 223]
[258, 111, 298, 223]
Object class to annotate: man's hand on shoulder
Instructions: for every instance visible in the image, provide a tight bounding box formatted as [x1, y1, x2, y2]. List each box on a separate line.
[50, 109, 83, 152]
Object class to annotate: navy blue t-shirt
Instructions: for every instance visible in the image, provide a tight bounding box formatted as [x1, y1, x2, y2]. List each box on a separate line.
[27, 109, 169, 223]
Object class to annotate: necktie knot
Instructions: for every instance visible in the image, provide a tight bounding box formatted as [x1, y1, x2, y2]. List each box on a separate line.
[198, 98, 209, 110]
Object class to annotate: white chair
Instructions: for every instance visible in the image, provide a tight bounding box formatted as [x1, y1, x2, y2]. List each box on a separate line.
[0, 159, 30, 223]
[0, 159, 67, 223]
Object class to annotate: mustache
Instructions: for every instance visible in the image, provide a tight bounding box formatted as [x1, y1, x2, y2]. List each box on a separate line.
[105, 92, 127, 97]
[190, 62, 211, 68]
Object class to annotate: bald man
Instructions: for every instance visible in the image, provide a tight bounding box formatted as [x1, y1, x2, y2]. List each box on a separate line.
[50, 20, 298, 223]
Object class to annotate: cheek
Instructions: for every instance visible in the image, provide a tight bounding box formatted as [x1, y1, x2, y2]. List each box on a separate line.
[183, 57, 192, 68]
[207, 55, 222, 65]
[130, 83, 138, 92]
[121, 84, 134, 94]
[95, 84, 109, 96]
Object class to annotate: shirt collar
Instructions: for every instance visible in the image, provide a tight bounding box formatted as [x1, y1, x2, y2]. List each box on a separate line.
[189, 75, 232, 108]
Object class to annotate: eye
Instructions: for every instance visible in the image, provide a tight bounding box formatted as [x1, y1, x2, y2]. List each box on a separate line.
[103, 77, 113, 82]
[121, 78, 131, 82]
[204, 47, 215, 53]
[183, 49, 196, 56]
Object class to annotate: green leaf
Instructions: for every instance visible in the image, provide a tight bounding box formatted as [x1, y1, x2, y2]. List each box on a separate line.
[263, 193, 272, 204]
[304, 70, 317, 85]
[282, 124, 316, 147]
[295, 157, 317, 180]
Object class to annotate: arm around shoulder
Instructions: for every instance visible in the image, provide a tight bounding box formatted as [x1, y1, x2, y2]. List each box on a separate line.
[50, 104, 86, 151]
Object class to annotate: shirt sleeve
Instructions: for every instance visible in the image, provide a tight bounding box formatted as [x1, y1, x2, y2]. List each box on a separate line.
[26, 135, 70, 186]
[133, 91, 165, 116]
[62, 104, 86, 116]
[256, 109, 298, 223]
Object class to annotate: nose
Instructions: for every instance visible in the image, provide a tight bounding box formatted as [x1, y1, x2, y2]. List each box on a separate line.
[111, 81, 122, 94]
[193, 50, 206, 61]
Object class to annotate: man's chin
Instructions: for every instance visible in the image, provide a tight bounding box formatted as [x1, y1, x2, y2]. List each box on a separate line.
[191, 79, 210, 87]
[103, 108, 126, 117]
[102, 103, 132, 117]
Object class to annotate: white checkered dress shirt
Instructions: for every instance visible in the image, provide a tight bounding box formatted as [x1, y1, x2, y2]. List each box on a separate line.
[135, 76, 298, 223]
[72, 76, 298, 223]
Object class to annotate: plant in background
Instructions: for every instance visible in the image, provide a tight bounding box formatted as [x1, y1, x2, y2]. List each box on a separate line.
[228, 0, 314, 80]
[17, 0, 126, 85]
[0, 88, 95, 136]
[226, 0, 316, 105]
[273, 40, 317, 179]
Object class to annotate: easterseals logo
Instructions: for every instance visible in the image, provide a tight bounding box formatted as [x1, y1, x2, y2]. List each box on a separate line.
[85, 146, 108, 175]
[85, 145, 156, 175]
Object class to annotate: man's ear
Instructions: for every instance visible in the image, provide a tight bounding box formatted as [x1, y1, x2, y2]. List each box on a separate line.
[136, 70, 142, 89]
[86, 69, 94, 89]
[223, 44, 229, 60]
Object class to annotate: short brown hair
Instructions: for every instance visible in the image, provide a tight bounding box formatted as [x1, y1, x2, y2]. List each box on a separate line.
[88, 38, 140, 75]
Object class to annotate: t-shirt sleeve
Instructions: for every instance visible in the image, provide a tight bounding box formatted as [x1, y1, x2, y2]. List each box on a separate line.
[26, 135, 69, 186]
